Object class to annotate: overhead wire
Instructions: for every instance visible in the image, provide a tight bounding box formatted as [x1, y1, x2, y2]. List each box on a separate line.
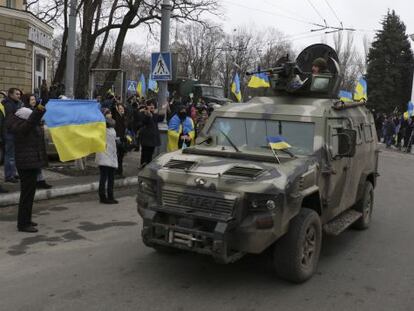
[323, 0, 342, 26]
[223, 0, 373, 47]
[222, 0, 325, 28]
[263, 0, 315, 26]
[305, 0, 326, 24]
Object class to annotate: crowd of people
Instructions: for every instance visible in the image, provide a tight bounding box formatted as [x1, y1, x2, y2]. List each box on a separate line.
[0, 85, 215, 233]
[374, 112, 414, 152]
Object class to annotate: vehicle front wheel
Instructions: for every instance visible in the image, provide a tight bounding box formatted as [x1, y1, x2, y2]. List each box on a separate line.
[352, 181, 374, 230]
[272, 208, 322, 283]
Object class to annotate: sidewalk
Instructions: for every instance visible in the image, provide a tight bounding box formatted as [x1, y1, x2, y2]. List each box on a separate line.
[0, 151, 141, 207]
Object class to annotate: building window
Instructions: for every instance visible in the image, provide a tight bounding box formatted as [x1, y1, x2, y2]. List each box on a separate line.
[34, 54, 46, 94]
[6, 0, 16, 8]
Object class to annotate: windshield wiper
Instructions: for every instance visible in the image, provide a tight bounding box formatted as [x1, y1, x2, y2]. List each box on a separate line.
[261, 146, 296, 158]
[218, 129, 240, 152]
[197, 136, 213, 145]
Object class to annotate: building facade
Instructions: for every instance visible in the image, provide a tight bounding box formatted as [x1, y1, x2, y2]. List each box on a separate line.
[0, 0, 53, 95]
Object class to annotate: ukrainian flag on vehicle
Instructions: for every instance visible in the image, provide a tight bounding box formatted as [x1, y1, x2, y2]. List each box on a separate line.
[353, 78, 367, 102]
[267, 136, 291, 150]
[44, 100, 106, 162]
[248, 73, 270, 88]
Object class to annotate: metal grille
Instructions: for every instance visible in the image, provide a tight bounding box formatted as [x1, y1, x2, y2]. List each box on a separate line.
[223, 166, 264, 178]
[162, 188, 236, 218]
[164, 159, 197, 170]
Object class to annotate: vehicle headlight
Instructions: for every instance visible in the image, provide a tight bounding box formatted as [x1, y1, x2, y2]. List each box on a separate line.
[138, 178, 156, 195]
[247, 194, 281, 212]
[266, 200, 276, 210]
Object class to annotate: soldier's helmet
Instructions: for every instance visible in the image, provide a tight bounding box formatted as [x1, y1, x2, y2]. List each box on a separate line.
[312, 58, 328, 73]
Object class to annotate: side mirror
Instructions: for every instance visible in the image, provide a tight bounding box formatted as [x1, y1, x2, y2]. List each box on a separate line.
[335, 129, 356, 158]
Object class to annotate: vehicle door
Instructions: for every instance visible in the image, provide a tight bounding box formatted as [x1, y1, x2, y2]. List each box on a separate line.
[324, 118, 353, 218]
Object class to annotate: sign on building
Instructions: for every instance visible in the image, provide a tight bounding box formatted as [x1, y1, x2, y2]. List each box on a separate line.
[28, 26, 53, 50]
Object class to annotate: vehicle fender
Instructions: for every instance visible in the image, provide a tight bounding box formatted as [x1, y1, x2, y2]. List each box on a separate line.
[355, 171, 375, 203]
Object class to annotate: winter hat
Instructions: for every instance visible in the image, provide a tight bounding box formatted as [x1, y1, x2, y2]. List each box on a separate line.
[312, 57, 328, 71]
[15, 107, 33, 120]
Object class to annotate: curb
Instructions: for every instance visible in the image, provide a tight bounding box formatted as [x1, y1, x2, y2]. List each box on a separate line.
[0, 176, 138, 207]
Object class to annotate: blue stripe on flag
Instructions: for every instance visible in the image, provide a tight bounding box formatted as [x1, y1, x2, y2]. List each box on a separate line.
[44, 100, 105, 128]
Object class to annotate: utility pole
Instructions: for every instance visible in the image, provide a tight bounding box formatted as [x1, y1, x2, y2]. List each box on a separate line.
[65, 0, 77, 99]
[66, 0, 85, 169]
[410, 34, 414, 102]
[157, 0, 172, 114]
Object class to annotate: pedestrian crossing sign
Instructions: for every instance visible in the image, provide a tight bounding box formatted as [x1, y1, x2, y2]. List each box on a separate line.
[151, 52, 172, 81]
[126, 80, 137, 93]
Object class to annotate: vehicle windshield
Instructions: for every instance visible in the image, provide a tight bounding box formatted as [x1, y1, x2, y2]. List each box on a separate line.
[206, 117, 315, 156]
[201, 86, 225, 98]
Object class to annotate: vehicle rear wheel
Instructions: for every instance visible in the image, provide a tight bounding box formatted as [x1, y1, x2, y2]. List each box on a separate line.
[352, 181, 374, 230]
[272, 208, 322, 283]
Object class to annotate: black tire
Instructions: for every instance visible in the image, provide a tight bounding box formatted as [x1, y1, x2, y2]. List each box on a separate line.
[273, 208, 322, 283]
[352, 181, 374, 230]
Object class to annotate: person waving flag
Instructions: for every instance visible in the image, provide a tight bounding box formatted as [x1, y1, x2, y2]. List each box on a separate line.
[44, 100, 106, 162]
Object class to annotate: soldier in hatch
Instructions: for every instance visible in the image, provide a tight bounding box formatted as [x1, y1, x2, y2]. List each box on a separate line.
[311, 57, 329, 74]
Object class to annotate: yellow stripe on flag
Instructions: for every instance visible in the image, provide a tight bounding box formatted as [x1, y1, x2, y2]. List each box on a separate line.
[248, 75, 270, 88]
[269, 141, 291, 150]
[49, 122, 106, 162]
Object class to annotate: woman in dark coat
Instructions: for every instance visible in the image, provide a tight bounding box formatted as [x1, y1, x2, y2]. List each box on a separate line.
[7, 104, 48, 233]
[111, 103, 128, 176]
[139, 101, 164, 167]
[23, 94, 52, 189]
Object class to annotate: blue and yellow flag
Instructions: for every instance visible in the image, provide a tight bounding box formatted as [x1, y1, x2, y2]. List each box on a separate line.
[148, 75, 159, 93]
[267, 136, 291, 150]
[248, 73, 270, 88]
[44, 100, 106, 162]
[408, 101, 414, 117]
[231, 73, 242, 102]
[137, 74, 146, 97]
[339, 90, 353, 102]
[354, 78, 367, 101]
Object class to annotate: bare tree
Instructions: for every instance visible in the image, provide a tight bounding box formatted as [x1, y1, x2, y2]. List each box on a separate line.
[259, 27, 295, 68]
[173, 23, 224, 83]
[334, 31, 365, 91]
[100, 0, 220, 97]
[28, 0, 220, 98]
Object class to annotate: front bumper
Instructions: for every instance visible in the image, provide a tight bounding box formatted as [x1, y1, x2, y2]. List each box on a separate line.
[138, 206, 244, 263]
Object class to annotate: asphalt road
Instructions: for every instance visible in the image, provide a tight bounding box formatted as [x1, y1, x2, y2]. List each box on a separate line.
[1, 150, 414, 311]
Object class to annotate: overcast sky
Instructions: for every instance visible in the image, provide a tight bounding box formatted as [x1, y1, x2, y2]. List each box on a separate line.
[125, 0, 414, 56]
[217, 0, 414, 53]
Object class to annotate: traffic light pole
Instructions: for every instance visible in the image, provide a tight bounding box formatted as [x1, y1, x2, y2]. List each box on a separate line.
[157, 0, 172, 115]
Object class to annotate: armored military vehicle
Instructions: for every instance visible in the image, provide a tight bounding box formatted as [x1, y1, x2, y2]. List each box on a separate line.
[168, 78, 231, 106]
[137, 44, 379, 283]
